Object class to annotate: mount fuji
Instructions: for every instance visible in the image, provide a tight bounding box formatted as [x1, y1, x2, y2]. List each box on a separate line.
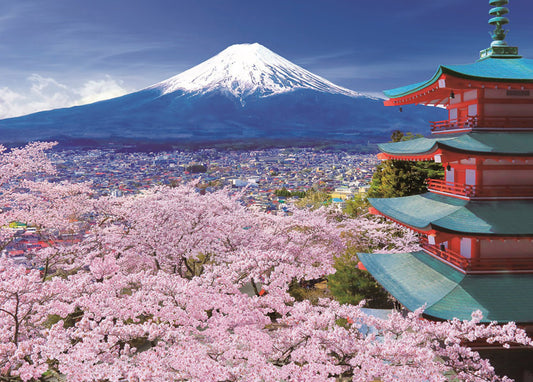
[152, 43, 361, 101]
[0, 43, 444, 149]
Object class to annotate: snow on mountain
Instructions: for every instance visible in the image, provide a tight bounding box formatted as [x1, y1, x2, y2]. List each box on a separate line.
[0, 42, 446, 147]
[151, 43, 363, 100]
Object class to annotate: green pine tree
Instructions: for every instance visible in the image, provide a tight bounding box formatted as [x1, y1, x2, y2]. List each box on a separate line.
[367, 131, 443, 198]
[343, 194, 370, 218]
[328, 252, 393, 308]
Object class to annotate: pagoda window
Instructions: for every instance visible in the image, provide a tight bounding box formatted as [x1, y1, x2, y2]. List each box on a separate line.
[463, 90, 477, 102]
[445, 167, 455, 183]
[449, 108, 458, 120]
[465, 169, 476, 186]
[460, 238, 472, 258]
[450, 94, 462, 105]
[467, 104, 477, 116]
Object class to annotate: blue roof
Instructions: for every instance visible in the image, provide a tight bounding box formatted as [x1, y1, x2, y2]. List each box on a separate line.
[358, 251, 533, 323]
[378, 132, 533, 156]
[369, 193, 533, 235]
[384, 58, 533, 98]
[444, 57, 533, 81]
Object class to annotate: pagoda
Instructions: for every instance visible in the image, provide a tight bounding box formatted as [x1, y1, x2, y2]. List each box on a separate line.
[358, 0, 533, 331]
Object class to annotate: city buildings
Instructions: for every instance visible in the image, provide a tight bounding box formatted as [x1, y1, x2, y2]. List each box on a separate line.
[3, 147, 378, 260]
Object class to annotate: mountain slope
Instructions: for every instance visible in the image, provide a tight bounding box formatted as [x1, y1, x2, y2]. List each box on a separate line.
[0, 43, 445, 147]
[151, 43, 362, 100]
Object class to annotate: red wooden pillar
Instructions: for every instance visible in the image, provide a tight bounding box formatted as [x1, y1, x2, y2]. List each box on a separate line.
[477, 88, 485, 126]
[471, 238, 480, 260]
[475, 158, 483, 188]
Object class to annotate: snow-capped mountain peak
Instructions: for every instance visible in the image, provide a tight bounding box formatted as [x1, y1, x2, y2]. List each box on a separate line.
[152, 43, 363, 100]
[0, 41, 445, 145]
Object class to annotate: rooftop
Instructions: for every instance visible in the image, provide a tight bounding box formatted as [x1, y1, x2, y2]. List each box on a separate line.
[383, 58, 533, 100]
[369, 193, 533, 235]
[358, 251, 533, 323]
[384, 1, 532, 101]
[377, 132, 533, 157]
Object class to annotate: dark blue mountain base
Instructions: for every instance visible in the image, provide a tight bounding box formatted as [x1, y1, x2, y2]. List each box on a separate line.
[0, 88, 445, 148]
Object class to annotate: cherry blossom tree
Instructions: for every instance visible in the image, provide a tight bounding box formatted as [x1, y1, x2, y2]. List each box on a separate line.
[0, 142, 94, 281]
[0, 143, 531, 382]
[0, 257, 60, 381]
[0, 142, 57, 252]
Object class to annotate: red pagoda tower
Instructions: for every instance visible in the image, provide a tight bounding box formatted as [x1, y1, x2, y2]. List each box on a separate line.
[359, 0, 533, 334]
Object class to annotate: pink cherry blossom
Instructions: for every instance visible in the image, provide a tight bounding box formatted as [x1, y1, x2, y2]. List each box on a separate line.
[0, 143, 530, 381]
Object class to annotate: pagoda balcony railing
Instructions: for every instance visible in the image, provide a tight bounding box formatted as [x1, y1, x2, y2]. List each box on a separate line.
[477, 116, 533, 129]
[420, 237, 469, 269]
[426, 179, 472, 198]
[427, 179, 533, 199]
[430, 116, 533, 133]
[420, 237, 533, 273]
[430, 116, 478, 132]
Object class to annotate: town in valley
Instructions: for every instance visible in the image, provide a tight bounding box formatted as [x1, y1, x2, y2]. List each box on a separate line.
[4, 147, 379, 264]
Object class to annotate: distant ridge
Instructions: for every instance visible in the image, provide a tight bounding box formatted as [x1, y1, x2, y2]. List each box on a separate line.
[0, 43, 445, 148]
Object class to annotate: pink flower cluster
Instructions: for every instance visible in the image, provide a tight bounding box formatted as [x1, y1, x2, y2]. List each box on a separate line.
[0, 143, 530, 381]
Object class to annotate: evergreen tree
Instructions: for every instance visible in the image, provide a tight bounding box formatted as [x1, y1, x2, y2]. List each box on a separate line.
[274, 188, 307, 198]
[295, 189, 331, 209]
[343, 194, 370, 218]
[328, 252, 393, 308]
[274, 187, 292, 197]
[368, 131, 443, 198]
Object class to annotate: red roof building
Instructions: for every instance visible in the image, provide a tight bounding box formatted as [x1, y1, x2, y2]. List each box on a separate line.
[358, 2, 533, 370]
[359, 3, 533, 375]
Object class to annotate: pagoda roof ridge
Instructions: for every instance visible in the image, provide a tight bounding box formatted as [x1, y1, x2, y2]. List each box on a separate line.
[378, 132, 533, 156]
[384, 57, 533, 99]
[369, 193, 533, 235]
[358, 251, 533, 323]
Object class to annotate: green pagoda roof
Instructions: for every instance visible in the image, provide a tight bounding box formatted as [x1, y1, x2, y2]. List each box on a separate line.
[358, 251, 533, 323]
[384, 58, 533, 99]
[378, 132, 533, 156]
[369, 193, 533, 235]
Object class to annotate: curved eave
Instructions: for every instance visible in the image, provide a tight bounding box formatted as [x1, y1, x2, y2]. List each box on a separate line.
[377, 150, 441, 161]
[442, 58, 533, 83]
[383, 58, 533, 107]
[369, 193, 533, 236]
[358, 251, 533, 323]
[442, 132, 533, 156]
[377, 133, 533, 159]
[369, 206, 432, 234]
[383, 68, 444, 100]
[377, 138, 443, 160]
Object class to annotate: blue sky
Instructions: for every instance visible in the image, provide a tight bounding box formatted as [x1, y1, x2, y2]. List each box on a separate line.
[1, 0, 532, 117]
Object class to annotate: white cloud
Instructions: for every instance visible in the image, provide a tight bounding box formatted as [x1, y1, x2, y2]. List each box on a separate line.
[77, 76, 129, 105]
[29, 73, 68, 93]
[0, 74, 130, 119]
